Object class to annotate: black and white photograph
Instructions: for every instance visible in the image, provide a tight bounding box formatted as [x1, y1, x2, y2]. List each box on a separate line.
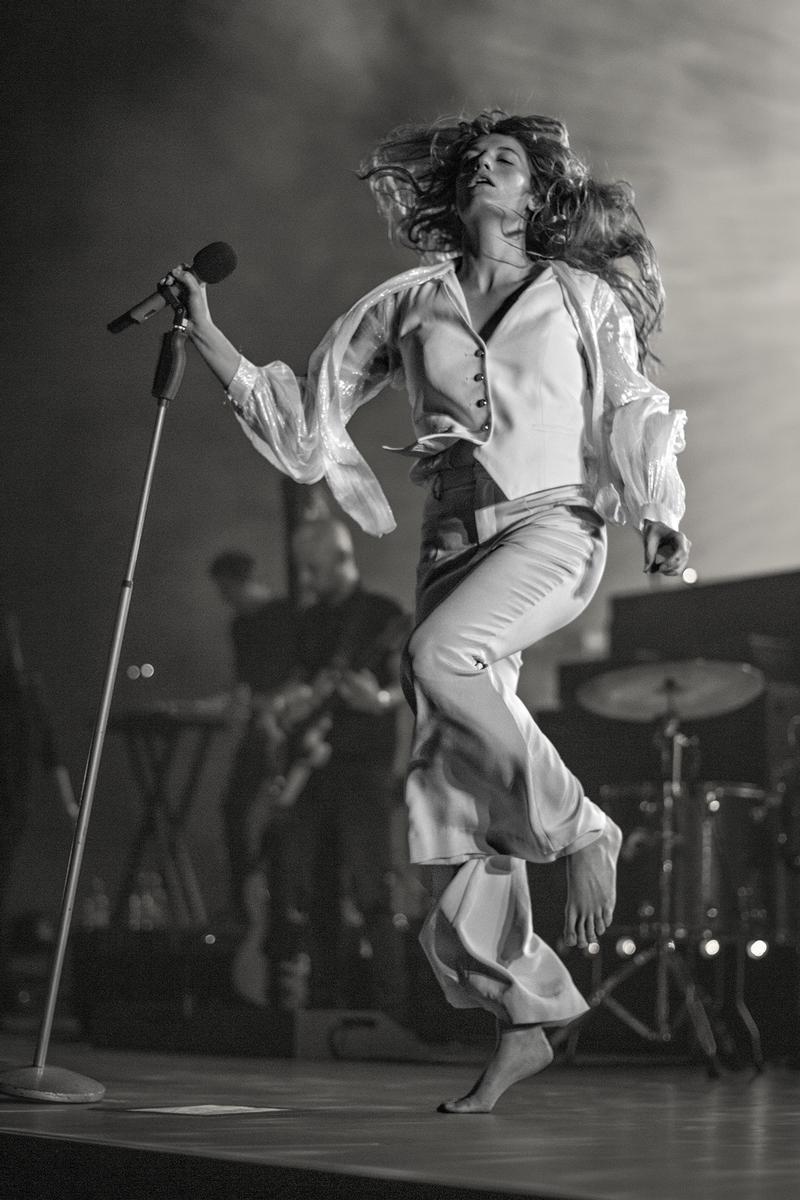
[2, 2, 800, 1197]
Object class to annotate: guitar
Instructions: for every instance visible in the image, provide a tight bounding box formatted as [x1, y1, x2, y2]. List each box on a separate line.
[229, 610, 409, 1007]
[229, 713, 334, 1007]
[3, 613, 78, 825]
[29, 669, 79, 824]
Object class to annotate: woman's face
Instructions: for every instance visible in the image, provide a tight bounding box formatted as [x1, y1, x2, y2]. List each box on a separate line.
[455, 133, 535, 223]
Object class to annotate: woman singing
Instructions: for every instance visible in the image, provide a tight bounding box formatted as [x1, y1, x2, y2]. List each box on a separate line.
[169, 110, 690, 1112]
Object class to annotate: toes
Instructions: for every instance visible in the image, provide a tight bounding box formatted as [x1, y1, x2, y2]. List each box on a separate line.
[437, 1098, 492, 1115]
[566, 908, 592, 949]
[566, 906, 612, 949]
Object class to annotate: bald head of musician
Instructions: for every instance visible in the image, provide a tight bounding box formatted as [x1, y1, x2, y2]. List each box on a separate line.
[208, 550, 272, 613]
[292, 519, 359, 608]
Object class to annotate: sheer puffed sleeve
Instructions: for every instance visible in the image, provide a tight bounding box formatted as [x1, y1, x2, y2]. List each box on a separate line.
[226, 299, 401, 536]
[596, 288, 687, 531]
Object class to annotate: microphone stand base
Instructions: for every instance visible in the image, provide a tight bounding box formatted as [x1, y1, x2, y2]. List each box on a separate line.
[0, 1065, 106, 1103]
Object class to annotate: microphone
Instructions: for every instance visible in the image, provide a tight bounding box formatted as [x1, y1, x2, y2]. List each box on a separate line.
[107, 241, 238, 334]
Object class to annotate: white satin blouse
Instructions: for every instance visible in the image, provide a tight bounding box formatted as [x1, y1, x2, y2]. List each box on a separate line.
[226, 258, 686, 538]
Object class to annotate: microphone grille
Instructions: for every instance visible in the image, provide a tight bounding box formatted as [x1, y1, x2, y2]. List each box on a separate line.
[192, 242, 238, 284]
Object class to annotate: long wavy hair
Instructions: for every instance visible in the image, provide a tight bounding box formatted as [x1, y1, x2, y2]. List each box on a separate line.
[359, 110, 664, 367]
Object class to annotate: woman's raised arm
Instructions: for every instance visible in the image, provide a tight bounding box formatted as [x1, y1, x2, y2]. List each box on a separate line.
[167, 263, 242, 388]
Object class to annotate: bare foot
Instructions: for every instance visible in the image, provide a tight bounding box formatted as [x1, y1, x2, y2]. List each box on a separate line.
[564, 818, 622, 948]
[437, 1024, 553, 1114]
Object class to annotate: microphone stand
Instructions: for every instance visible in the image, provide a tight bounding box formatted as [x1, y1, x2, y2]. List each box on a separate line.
[0, 306, 190, 1102]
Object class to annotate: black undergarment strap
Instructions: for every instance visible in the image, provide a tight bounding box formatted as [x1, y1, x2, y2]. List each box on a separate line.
[477, 276, 539, 344]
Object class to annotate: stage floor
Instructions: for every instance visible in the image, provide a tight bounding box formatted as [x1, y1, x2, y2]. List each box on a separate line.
[1, 1032, 800, 1200]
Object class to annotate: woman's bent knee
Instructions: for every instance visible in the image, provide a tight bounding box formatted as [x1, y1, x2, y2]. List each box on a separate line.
[407, 622, 485, 683]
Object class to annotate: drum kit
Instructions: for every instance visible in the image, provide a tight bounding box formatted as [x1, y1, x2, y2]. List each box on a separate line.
[564, 656, 796, 1073]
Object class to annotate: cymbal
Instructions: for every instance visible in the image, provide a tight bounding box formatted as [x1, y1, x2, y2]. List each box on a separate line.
[576, 658, 765, 723]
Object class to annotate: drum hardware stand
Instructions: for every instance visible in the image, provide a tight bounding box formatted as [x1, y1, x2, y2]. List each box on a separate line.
[559, 657, 769, 1073]
[557, 695, 724, 1076]
[727, 933, 765, 1070]
[0, 301, 191, 1103]
[696, 800, 766, 1071]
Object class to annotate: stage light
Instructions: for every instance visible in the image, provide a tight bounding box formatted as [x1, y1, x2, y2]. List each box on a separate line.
[616, 937, 637, 958]
[746, 938, 768, 960]
[126, 662, 155, 679]
[585, 941, 601, 956]
[699, 938, 721, 958]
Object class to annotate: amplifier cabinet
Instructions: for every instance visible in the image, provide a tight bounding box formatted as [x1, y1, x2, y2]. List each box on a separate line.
[609, 569, 800, 676]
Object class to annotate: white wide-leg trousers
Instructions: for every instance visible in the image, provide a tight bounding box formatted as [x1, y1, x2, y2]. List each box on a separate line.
[404, 473, 609, 1025]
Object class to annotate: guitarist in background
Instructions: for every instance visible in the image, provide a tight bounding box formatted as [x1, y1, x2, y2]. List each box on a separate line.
[269, 518, 410, 1022]
[208, 551, 301, 927]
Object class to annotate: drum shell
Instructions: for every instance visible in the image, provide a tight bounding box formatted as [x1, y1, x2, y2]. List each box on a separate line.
[601, 782, 781, 941]
[599, 783, 687, 934]
[772, 764, 800, 941]
[681, 782, 778, 938]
